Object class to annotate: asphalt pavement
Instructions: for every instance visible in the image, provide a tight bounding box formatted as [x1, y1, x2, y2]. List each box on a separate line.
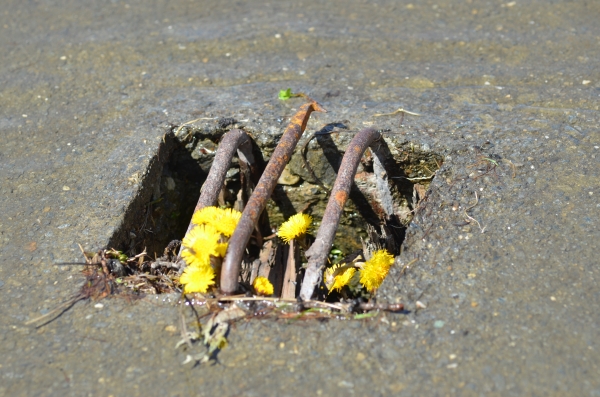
[1, 0, 599, 395]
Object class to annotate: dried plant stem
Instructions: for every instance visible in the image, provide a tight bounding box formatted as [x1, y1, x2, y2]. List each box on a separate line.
[299, 127, 381, 301]
[178, 297, 194, 349]
[373, 108, 421, 117]
[464, 191, 485, 233]
[24, 296, 83, 327]
[212, 295, 347, 311]
[280, 239, 298, 299]
[206, 295, 404, 313]
[174, 117, 216, 138]
[220, 102, 326, 294]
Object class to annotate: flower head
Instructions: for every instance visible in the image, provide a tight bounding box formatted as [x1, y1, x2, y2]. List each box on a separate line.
[325, 264, 356, 293]
[277, 213, 312, 243]
[252, 276, 274, 296]
[359, 249, 395, 292]
[191, 206, 241, 237]
[191, 206, 221, 226]
[214, 242, 228, 258]
[181, 224, 221, 268]
[179, 264, 216, 294]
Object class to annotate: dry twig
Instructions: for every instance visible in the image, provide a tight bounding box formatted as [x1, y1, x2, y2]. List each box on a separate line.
[463, 191, 485, 233]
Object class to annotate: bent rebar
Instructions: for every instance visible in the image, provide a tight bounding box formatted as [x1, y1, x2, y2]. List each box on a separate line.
[179, 128, 255, 256]
[220, 102, 327, 294]
[299, 127, 381, 301]
[196, 128, 255, 211]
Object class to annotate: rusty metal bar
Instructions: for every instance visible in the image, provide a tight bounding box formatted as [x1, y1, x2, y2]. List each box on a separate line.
[194, 128, 255, 211]
[299, 127, 381, 301]
[220, 102, 327, 294]
[178, 128, 254, 257]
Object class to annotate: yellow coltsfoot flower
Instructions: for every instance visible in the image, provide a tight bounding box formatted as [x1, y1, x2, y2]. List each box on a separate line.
[191, 206, 241, 237]
[181, 224, 221, 268]
[359, 249, 395, 293]
[252, 276, 274, 296]
[277, 213, 312, 243]
[191, 206, 221, 226]
[179, 264, 216, 294]
[214, 242, 228, 258]
[324, 264, 357, 293]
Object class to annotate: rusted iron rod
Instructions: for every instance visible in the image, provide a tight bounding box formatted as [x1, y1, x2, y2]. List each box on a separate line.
[299, 127, 381, 301]
[220, 102, 326, 294]
[178, 129, 254, 256]
[194, 129, 255, 212]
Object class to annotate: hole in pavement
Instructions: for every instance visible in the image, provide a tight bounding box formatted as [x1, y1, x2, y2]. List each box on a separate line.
[106, 121, 443, 296]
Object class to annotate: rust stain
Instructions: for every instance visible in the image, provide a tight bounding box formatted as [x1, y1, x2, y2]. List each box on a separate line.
[334, 190, 348, 206]
[354, 171, 369, 180]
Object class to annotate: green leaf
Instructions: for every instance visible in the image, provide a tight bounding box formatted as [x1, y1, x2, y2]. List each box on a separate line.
[278, 88, 293, 100]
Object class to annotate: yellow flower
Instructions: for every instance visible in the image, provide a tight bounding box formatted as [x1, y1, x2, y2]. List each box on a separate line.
[214, 242, 228, 258]
[191, 206, 220, 225]
[181, 224, 221, 268]
[277, 213, 312, 243]
[325, 264, 356, 293]
[359, 249, 395, 293]
[252, 276, 274, 296]
[180, 264, 216, 294]
[191, 206, 241, 237]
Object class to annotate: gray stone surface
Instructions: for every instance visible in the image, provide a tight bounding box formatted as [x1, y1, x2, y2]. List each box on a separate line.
[1, 0, 599, 395]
